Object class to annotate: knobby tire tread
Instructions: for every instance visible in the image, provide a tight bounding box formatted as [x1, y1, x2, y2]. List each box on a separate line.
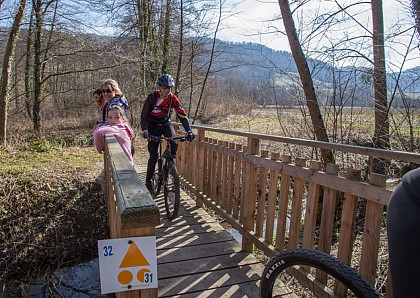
[260, 248, 381, 298]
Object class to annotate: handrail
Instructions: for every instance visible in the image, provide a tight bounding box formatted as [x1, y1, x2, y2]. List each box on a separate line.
[104, 135, 159, 298]
[187, 124, 420, 164]
[174, 124, 414, 296]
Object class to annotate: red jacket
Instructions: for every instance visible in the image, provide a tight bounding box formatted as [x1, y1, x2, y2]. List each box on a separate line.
[141, 91, 191, 132]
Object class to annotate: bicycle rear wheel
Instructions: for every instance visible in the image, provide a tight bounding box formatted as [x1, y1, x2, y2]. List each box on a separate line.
[164, 162, 180, 220]
[152, 159, 162, 196]
[261, 248, 381, 298]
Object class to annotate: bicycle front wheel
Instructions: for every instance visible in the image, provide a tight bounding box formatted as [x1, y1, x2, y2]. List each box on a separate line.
[164, 162, 180, 220]
[261, 248, 381, 298]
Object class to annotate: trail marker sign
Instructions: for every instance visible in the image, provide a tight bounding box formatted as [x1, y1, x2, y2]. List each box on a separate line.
[98, 236, 157, 294]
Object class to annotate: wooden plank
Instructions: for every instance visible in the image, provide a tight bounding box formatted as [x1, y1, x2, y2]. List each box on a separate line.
[360, 173, 386, 284]
[265, 152, 280, 244]
[211, 139, 218, 202]
[288, 158, 306, 248]
[318, 164, 339, 254]
[157, 264, 263, 297]
[227, 142, 235, 214]
[335, 168, 361, 297]
[317, 164, 339, 284]
[158, 240, 242, 263]
[156, 222, 225, 238]
[156, 230, 235, 249]
[197, 130, 205, 208]
[302, 160, 322, 249]
[158, 252, 261, 279]
[221, 141, 228, 209]
[165, 281, 265, 298]
[215, 140, 223, 205]
[256, 150, 269, 237]
[242, 137, 260, 252]
[233, 144, 242, 219]
[275, 155, 292, 251]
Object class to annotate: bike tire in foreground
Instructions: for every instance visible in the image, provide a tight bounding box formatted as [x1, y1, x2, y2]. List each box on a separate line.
[261, 248, 381, 298]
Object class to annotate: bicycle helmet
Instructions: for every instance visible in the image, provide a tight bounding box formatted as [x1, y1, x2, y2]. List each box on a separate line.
[158, 74, 175, 87]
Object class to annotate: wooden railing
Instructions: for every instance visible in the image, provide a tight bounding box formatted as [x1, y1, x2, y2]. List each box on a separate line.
[174, 124, 420, 296]
[104, 135, 160, 298]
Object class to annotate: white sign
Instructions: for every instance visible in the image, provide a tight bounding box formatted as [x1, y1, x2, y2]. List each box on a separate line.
[98, 236, 158, 294]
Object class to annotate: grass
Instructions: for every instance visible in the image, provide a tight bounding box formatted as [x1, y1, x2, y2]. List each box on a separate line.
[0, 131, 109, 296]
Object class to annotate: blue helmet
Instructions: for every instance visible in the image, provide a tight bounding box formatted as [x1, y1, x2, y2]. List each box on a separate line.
[158, 74, 175, 87]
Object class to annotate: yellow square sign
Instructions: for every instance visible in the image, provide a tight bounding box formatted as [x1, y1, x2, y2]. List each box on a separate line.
[98, 236, 158, 294]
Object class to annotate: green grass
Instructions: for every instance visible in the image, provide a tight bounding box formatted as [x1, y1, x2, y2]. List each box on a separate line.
[0, 135, 102, 173]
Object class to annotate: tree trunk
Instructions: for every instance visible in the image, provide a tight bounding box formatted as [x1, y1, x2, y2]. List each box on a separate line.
[25, 5, 35, 120]
[412, 0, 420, 40]
[174, 0, 183, 97]
[161, 0, 171, 74]
[0, 0, 26, 146]
[371, 0, 389, 174]
[277, 0, 334, 166]
[33, 0, 43, 132]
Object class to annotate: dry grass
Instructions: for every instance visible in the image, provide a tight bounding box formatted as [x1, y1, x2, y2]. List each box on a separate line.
[0, 127, 109, 296]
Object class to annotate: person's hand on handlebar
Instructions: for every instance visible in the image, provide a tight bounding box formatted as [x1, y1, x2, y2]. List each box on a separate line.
[186, 130, 195, 142]
[143, 130, 149, 139]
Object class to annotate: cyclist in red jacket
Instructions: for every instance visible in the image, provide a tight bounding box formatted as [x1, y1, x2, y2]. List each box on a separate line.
[141, 74, 194, 191]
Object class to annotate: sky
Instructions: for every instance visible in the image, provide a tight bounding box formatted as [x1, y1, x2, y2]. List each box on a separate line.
[217, 0, 419, 72]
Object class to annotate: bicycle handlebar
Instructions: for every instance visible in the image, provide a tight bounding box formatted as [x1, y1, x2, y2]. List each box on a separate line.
[148, 135, 188, 142]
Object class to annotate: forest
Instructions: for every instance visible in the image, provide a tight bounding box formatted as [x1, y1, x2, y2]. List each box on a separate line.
[0, 0, 419, 153]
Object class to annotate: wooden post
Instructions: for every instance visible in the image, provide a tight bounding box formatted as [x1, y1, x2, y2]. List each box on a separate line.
[105, 135, 160, 298]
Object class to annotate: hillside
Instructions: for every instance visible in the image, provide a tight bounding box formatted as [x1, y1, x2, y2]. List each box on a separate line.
[206, 40, 420, 106]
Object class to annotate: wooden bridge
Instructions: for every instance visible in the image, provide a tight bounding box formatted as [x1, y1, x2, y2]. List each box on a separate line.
[104, 124, 420, 298]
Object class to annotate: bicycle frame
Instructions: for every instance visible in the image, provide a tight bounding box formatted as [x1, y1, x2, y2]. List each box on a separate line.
[149, 135, 187, 219]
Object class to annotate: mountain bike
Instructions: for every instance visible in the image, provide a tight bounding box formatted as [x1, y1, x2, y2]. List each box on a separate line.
[260, 248, 381, 298]
[148, 135, 187, 220]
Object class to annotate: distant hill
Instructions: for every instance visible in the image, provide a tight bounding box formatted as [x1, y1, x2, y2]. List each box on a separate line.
[206, 39, 420, 106]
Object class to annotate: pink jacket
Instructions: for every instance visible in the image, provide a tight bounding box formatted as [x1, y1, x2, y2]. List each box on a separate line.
[94, 124, 134, 165]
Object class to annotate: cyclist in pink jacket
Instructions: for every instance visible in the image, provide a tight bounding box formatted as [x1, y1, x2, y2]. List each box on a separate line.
[94, 105, 134, 165]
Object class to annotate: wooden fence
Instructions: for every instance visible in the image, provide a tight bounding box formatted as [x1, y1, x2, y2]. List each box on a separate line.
[104, 135, 160, 298]
[174, 124, 420, 296]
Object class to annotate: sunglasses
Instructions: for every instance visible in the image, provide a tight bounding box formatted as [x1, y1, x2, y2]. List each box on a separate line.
[102, 89, 113, 94]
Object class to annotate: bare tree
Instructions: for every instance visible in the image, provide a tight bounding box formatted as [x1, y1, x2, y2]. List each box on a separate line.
[192, 0, 222, 124]
[0, 0, 26, 145]
[277, 0, 334, 166]
[370, 0, 389, 174]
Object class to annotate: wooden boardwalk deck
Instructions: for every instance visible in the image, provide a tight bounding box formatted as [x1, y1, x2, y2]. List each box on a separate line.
[136, 167, 265, 297]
